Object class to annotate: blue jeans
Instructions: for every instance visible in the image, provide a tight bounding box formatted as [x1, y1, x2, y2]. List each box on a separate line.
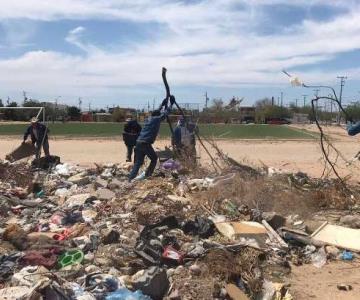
[128, 142, 158, 180]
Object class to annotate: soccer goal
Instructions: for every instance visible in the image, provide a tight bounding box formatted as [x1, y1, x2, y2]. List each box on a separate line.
[0, 106, 46, 122]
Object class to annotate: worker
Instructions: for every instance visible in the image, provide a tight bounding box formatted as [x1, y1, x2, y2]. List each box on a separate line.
[122, 115, 142, 162]
[173, 116, 197, 163]
[347, 122, 360, 136]
[23, 117, 50, 159]
[128, 96, 175, 181]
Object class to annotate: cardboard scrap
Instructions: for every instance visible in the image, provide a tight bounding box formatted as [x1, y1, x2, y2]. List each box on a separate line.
[215, 221, 266, 240]
[226, 283, 250, 300]
[311, 221, 360, 252]
[5, 142, 36, 162]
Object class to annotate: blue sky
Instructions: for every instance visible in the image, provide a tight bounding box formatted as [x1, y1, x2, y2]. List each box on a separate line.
[0, 0, 360, 109]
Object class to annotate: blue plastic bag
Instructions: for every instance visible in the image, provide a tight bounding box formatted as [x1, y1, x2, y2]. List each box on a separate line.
[341, 250, 353, 261]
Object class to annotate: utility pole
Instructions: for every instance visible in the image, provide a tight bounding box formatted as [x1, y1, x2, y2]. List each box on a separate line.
[337, 76, 347, 124]
[295, 98, 298, 108]
[78, 97, 82, 111]
[280, 92, 283, 107]
[88, 101, 91, 112]
[23, 91, 27, 102]
[313, 89, 320, 110]
[302, 95, 307, 108]
[205, 92, 209, 109]
[152, 98, 155, 111]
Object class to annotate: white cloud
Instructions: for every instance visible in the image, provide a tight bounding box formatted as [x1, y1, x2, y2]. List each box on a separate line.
[0, 0, 359, 104]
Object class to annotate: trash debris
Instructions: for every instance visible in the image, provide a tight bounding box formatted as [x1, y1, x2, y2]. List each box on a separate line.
[340, 250, 354, 261]
[311, 247, 327, 268]
[311, 221, 360, 252]
[337, 284, 353, 291]
[225, 283, 250, 300]
[0, 154, 359, 299]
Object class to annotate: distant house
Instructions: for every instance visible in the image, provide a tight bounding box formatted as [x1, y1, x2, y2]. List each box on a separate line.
[95, 113, 112, 122]
[292, 113, 309, 124]
[239, 106, 256, 122]
[81, 112, 93, 122]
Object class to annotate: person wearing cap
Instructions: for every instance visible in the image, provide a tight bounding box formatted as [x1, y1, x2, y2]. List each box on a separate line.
[173, 116, 197, 163]
[128, 96, 175, 180]
[122, 115, 142, 162]
[23, 117, 50, 159]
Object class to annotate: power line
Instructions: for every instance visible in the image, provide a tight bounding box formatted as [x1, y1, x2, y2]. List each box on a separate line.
[302, 94, 308, 107]
[337, 76, 347, 124]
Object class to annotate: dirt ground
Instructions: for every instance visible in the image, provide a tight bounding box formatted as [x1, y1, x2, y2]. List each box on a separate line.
[289, 260, 360, 300]
[1, 124, 360, 181]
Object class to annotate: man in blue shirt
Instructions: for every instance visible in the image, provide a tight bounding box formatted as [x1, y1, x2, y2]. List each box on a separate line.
[128, 96, 175, 180]
[23, 117, 50, 159]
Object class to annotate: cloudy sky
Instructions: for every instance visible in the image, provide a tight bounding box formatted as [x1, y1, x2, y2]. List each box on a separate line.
[0, 0, 360, 109]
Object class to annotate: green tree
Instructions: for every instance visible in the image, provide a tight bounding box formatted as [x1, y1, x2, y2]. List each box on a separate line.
[67, 106, 81, 121]
[4, 101, 18, 120]
[345, 102, 360, 122]
[0, 99, 3, 107]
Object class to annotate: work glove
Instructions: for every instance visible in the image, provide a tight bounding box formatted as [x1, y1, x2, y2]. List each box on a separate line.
[170, 95, 176, 105]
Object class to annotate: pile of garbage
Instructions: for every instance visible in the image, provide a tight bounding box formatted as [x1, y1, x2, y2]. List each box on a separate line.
[0, 158, 359, 300]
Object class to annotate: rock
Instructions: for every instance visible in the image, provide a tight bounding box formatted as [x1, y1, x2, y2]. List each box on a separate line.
[101, 229, 120, 244]
[96, 188, 116, 200]
[340, 215, 360, 229]
[132, 267, 170, 300]
[64, 193, 91, 208]
[262, 212, 286, 230]
[189, 264, 201, 276]
[108, 178, 124, 190]
[85, 265, 101, 273]
[325, 245, 340, 258]
[54, 188, 70, 197]
[68, 173, 89, 185]
[95, 178, 108, 188]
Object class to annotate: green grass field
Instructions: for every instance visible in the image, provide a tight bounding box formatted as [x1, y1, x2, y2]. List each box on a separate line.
[0, 122, 314, 139]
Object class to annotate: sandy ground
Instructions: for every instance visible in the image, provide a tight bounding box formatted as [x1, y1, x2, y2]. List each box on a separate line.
[1, 127, 360, 180]
[290, 260, 360, 300]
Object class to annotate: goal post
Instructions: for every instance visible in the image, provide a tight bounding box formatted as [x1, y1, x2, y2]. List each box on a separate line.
[0, 106, 46, 122]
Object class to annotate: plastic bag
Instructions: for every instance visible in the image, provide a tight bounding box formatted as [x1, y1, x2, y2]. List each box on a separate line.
[311, 247, 327, 268]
